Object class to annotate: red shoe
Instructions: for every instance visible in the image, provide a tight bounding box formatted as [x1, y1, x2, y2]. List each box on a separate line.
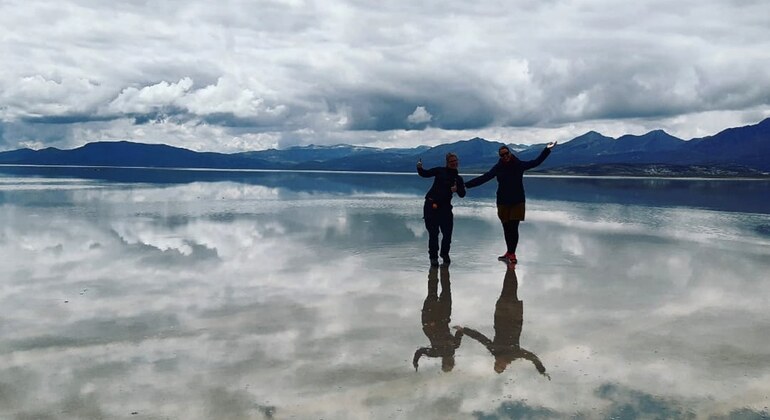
[497, 252, 517, 263]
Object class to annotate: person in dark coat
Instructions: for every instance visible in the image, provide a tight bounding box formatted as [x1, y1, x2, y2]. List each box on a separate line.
[458, 266, 549, 377]
[413, 264, 464, 372]
[417, 152, 466, 266]
[465, 142, 556, 263]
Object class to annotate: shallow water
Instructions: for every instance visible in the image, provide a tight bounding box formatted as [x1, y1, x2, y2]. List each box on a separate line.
[1, 167, 769, 419]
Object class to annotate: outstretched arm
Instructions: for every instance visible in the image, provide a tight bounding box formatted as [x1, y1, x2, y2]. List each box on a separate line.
[465, 165, 498, 188]
[520, 348, 550, 380]
[521, 143, 555, 171]
[460, 327, 494, 351]
[413, 348, 428, 371]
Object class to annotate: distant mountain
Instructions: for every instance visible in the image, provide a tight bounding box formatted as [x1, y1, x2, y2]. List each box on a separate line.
[236, 144, 389, 166]
[1, 118, 768, 176]
[247, 138, 510, 172]
[685, 118, 770, 169]
[0, 141, 273, 169]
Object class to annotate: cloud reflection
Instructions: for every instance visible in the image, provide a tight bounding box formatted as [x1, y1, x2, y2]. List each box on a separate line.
[0, 175, 769, 418]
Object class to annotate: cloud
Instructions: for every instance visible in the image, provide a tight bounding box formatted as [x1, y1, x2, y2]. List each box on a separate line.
[407, 106, 433, 125]
[0, 0, 768, 151]
[107, 78, 194, 115]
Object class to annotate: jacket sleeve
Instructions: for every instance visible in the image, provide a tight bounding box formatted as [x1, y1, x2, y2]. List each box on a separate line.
[417, 166, 437, 178]
[455, 176, 466, 198]
[520, 348, 548, 377]
[453, 328, 464, 347]
[413, 348, 428, 370]
[465, 164, 498, 188]
[521, 147, 551, 171]
[462, 327, 493, 350]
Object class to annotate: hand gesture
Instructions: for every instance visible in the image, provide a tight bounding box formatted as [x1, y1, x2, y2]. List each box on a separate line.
[416, 158, 423, 169]
[450, 181, 457, 193]
[546, 141, 557, 149]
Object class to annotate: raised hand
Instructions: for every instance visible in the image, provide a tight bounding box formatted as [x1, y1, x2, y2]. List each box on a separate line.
[546, 141, 557, 149]
[416, 158, 423, 169]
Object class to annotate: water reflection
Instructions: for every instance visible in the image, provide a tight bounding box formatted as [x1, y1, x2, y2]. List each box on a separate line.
[413, 265, 463, 372]
[461, 266, 550, 378]
[2, 165, 769, 214]
[1, 172, 769, 418]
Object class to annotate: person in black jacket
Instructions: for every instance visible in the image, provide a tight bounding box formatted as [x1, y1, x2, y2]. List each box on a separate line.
[413, 264, 464, 372]
[457, 266, 549, 377]
[465, 142, 556, 264]
[417, 153, 466, 266]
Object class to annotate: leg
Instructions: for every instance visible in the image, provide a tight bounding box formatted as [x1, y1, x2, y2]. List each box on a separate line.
[503, 220, 520, 254]
[439, 212, 454, 262]
[424, 209, 440, 261]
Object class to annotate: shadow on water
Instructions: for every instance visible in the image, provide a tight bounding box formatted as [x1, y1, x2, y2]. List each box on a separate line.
[1, 165, 770, 213]
[461, 266, 550, 378]
[413, 264, 462, 372]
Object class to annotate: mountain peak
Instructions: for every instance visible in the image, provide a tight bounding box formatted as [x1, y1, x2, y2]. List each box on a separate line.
[567, 131, 613, 146]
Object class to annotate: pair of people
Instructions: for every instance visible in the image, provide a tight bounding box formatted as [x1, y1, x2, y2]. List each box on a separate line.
[417, 142, 557, 266]
[413, 264, 549, 378]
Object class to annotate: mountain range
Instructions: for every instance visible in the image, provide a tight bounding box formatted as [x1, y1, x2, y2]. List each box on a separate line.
[1, 118, 769, 177]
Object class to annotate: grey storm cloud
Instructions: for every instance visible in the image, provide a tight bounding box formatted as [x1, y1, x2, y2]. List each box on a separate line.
[0, 0, 769, 151]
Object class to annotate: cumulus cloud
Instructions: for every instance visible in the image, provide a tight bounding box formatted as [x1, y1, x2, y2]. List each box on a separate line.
[406, 106, 432, 125]
[107, 78, 194, 115]
[0, 0, 768, 151]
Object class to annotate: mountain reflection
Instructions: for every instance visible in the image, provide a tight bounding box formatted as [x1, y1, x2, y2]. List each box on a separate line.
[413, 264, 463, 372]
[461, 266, 549, 378]
[2, 166, 769, 214]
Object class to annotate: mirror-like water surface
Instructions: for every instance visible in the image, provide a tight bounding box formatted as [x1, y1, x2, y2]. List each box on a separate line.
[1, 167, 769, 419]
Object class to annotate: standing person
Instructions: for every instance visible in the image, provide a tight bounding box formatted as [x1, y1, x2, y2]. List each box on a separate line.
[417, 153, 466, 267]
[465, 142, 556, 264]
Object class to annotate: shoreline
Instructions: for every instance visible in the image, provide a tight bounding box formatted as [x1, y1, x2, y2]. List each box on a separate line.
[1, 163, 769, 180]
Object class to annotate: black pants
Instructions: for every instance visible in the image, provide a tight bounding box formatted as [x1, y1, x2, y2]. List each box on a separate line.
[502, 220, 520, 254]
[424, 201, 454, 259]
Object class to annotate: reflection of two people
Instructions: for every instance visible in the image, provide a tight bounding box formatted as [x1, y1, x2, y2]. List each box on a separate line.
[413, 264, 463, 372]
[460, 266, 549, 378]
[414, 265, 550, 377]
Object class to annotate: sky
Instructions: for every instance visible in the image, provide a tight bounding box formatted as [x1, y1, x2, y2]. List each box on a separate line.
[1, 0, 769, 153]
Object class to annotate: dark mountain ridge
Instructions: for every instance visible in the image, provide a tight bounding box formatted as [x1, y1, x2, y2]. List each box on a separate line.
[1, 118, 768, 176]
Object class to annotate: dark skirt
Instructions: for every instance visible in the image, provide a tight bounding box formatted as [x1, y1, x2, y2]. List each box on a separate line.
[497, 202, 525, 222]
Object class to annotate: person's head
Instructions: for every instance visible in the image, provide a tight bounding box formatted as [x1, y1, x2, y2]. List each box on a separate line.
[442, 355, 456, 372]
[494, 355, 512, 373]
[498, 146, 512, 162]
[445, 153, 459, 170]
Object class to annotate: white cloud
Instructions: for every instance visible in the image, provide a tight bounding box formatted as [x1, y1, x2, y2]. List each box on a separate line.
[0, 0, 768, 151]
[107, 78, 194, 115]
[406, 106, 432, 124]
